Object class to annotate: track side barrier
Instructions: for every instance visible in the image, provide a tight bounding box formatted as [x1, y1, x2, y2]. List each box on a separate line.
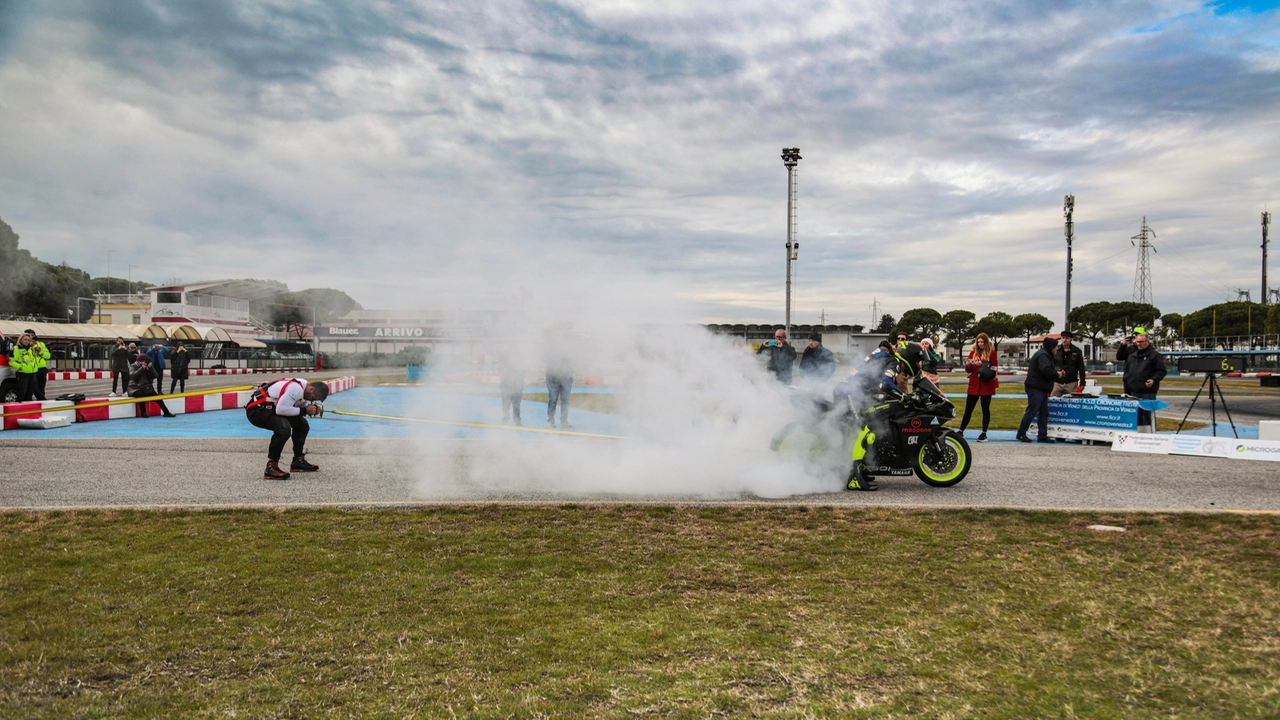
[1, 376, 356, 430]
[47, 368, 322, 381]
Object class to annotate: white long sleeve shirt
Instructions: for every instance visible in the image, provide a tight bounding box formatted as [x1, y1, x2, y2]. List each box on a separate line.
[266, 378, 310, 417]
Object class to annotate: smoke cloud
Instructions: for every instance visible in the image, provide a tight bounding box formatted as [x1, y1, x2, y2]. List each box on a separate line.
[397, 243, 849, 500]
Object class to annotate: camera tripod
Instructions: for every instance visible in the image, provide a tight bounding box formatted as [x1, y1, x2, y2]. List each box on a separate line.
[1175, 372, 1238, 438]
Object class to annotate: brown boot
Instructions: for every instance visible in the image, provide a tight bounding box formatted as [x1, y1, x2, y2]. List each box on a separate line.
[290, 455, 319, 472]
[264, 460, 291, 481]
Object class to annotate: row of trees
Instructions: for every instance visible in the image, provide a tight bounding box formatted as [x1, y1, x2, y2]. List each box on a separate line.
[879, 308, 1056, 354]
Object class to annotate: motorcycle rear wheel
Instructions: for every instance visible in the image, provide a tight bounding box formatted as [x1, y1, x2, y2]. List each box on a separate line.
[913, 430, 971, 487]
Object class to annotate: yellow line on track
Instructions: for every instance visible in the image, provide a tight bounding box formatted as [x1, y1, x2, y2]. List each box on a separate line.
[329, 409, 629, 440]
[1, 385, 257, 419]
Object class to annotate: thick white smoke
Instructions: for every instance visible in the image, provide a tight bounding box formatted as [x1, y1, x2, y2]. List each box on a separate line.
[398, 243, 851, 499]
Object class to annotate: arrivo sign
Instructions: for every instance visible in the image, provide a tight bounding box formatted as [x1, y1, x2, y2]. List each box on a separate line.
[323, 326, 486, 339]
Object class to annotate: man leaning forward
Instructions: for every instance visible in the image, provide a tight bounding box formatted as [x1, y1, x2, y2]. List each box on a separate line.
[245, 378, 330, 480]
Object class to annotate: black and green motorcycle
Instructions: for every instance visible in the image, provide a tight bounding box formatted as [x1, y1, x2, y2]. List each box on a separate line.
[772, 375, 972, 488]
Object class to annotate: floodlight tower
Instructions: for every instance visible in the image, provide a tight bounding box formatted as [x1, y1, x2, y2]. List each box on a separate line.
[781, 147, 802, 340]
[1263, 211, 1272, 304]
[1132, 217, 1154, 305]
[1064, 195, 1075, 329]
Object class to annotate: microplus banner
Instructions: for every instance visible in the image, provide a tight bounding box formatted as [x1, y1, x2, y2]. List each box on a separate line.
[1047, 397, 1139, 432]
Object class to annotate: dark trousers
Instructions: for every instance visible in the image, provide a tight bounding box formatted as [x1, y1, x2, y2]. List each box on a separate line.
[129, 389, 172, 417]
[547, 378, 571, 423]
[959, 394, 993, 432]
[169, 377, 186, 394]
[34, 368, 47, 401]
[16, 372, 37, 402]
[248, 407, 310, 461]
[1017, 387, 1050, 439]
[1134, 392, 1157, 429]
[154, 367, 164, 390]
[112, 370, 127, 394]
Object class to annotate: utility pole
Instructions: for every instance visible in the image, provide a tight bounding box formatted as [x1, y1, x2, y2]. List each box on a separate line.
[1264, 211, 1272, 304]
[781, 147, 802, 341]
[1132, 217, 1154, 306]
[1064, 195, 1074, 329]
[869, 297, 882, 331]
[819, 308, 827, 324]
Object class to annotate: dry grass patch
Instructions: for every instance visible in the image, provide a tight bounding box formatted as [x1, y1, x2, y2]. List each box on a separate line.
[1, 507, 1277, 718]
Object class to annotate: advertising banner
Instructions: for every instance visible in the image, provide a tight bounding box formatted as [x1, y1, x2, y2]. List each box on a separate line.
[1229, 439, 1280, 462]
[1111, 433, 1173, 454]
[1168, 435, 1235, 459]
[1047, 396, 1139, 438]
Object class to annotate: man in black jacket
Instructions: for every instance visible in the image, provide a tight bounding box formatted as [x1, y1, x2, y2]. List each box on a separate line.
[128, 356, 175, 418]
[798, 333, 836, 383]
[757, 328, 797, 384]
[1051, 330, 1087, 397]
[1017, 337, 1065, 443]
[1116, 331, 1167, 427]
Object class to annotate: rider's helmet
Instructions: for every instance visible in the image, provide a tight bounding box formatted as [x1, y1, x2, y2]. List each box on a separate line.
[893, 342, 924, 377]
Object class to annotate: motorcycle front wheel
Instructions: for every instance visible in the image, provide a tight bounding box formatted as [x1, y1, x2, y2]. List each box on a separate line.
[913, 430, 971, 487]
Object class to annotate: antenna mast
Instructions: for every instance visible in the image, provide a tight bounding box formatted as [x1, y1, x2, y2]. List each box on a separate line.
[781, 148, 802, 340]
[1132, 217, 1154, 306]
[1264, 211, 1272, 304]
[1064, 195, 1074, 329]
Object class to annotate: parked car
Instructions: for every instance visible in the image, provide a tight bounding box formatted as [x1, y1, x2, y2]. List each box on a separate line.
[1, 362, 16, 403]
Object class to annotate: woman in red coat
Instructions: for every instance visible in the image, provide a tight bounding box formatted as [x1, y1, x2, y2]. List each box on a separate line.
[959, 332, 1000, 442]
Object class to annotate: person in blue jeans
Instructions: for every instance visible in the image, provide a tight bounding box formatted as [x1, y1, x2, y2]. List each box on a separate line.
[1017, 337, 1066, 443]
[545, 331, 574, 429]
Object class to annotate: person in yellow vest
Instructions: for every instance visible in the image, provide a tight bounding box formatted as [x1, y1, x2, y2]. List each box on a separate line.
[24, 329, 51, 401]
[11, 333, 41, 401]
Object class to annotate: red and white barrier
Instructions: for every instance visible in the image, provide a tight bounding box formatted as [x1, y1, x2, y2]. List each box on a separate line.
[1, 400, 77, 431]
[47, 368, 320, 381]
[2, 376, 356, 430]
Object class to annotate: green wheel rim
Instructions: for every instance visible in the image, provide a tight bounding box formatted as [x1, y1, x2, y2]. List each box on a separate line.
[917, 435, 966, 483]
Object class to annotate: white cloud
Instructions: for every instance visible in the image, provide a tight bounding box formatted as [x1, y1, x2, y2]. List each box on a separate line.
[0, 0, 1276, 324]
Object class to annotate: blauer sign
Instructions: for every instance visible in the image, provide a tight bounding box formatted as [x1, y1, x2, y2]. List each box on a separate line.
[1047, 396, 1139, 433]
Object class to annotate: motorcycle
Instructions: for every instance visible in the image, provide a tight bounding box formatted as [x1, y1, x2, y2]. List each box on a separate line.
[771, 375, 972, 488]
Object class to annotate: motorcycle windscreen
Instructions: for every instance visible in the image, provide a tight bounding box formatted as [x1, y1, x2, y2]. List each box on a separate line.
[913, 375, 946, 399]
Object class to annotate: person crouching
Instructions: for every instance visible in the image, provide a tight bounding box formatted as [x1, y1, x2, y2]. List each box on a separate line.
[245, 378, 330, 480]
[128, 355, 175, 417]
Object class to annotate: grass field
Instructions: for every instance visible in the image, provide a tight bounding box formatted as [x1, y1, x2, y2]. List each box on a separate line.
[2, 508, 1277, 718]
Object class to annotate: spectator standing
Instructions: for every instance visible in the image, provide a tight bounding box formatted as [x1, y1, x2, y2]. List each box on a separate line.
[1017, 337, 1065, 443]
[110, 337, 132, 397]
[498, 353, 524, 426]
[1115, 331, 1167, 429]
[169, 343, 191, 394]
[545, 333, 574, 429]
[25, 329, 50, 401]
[128, 355, 175, 418]
[127, 342, 139, 363]
[1051, 330, 1087, 397]
[12, 333, 40, 401]
[798, 333, 835, 383]
[146, 343, 170, 394]
[959, 333, 1000, 442]
[919, 338, 942, 385]
[756, 328, 797, 384]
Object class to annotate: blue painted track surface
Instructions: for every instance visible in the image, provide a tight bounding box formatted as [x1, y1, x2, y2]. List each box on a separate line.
[10, 386, 1255, 442]
[23, 387, 624, 439]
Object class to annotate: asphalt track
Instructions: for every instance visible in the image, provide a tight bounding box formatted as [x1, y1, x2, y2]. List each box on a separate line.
[1, 384, 1277, 513]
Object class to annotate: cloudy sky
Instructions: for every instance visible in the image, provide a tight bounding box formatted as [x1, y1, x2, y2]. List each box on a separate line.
[0, 0, 1277, 325]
